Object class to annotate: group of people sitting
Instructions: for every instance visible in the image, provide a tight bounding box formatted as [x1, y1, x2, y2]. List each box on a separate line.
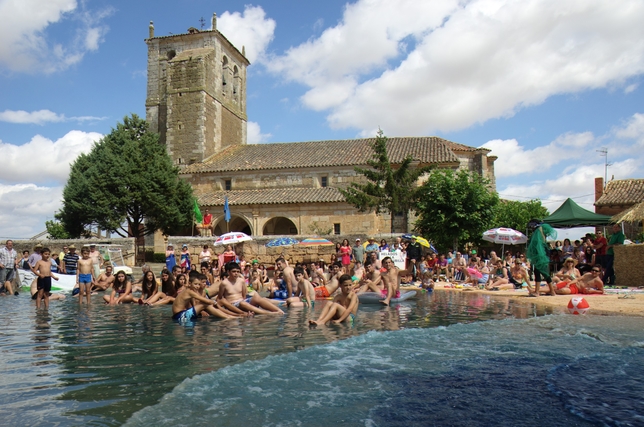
[449, 249, 605, 296]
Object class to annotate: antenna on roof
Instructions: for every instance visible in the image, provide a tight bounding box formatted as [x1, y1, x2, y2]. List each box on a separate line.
[199, 16, 206, 30]
[596, 148, 612, 189]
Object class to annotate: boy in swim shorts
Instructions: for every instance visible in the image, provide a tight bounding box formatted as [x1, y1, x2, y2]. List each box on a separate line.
[218, 262, 283, 315]
[34, 248, 59, 310]
[172, 273, 234, 323]
[314, 262, 343, 299]
[76, 248, 95, 305]
[287, 267, 315, 308]
[309, 274, 358, 326]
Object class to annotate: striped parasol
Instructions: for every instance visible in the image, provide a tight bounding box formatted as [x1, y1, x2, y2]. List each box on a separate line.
[298, 238, 334, 246]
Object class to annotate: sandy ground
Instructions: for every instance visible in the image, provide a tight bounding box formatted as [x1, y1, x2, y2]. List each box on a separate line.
[432, 282, 644, 317]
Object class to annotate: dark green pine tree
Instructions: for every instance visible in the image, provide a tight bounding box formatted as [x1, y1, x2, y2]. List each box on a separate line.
[339, 129, 432, 233]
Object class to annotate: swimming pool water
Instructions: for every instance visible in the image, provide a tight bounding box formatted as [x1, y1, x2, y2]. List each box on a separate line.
[1, 291, 642, 426]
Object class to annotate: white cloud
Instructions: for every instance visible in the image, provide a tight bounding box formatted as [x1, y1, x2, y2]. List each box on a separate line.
[218, 5, 276, 64]
[613, 112, 644, 144]
[498, 158, 640, 212]
[247, 121, 271, 144]
[0, 0, 112, 73]
[483, 132, 595, 178]
[0, 130, 101, 184]
[267, 0, 644, 135]
[0, 109, 106, 124]
[0, 183, 63, 239]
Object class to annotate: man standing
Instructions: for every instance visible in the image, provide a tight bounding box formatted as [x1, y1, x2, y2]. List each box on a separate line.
[62, 245, 80, 275]
[202, 209, 213, 237]
[0, 240, 19, 296]
[88, 244, 103, 278]
[592, 230, 608, 272]
[604, 224, 625, 285]
[28, 243, 43, 273]
[352, 238, 365, 265]
[365, 237, 379, 258]
[406, 237, 422, 279]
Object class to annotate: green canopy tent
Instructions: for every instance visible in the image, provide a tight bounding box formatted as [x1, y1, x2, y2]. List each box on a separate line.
[542, 198, 612, 228]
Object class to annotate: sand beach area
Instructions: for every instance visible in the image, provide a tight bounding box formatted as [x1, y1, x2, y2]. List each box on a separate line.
[432, 282, 644, 316]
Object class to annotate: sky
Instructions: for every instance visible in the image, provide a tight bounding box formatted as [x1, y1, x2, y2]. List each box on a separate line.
[1, 0, 643, 240]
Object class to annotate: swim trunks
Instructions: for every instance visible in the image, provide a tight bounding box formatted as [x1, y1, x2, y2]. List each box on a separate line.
[172, 307, 197, 322]
[556, 281, 579, 294]
[477, 274, 489, 284]
[37, 276, 52, 293]
[381, 289, 401, 299]
[314, 286, 330, 299]
[301, 297, 314, 308]
[231, 297, 252, 307]
[79, 273, 92, 284]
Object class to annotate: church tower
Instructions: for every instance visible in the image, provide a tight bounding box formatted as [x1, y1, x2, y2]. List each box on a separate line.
[145, 14, 249, 165]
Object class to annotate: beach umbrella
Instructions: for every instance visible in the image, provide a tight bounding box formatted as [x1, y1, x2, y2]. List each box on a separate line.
[266, 237, 299, 247]
[298, 238, 334, 246]
[214, 232, 252, 246]
[401, 233, 435, 251]
[482, 227, 527, 256]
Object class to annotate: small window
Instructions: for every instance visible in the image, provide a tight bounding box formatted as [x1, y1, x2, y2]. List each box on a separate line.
[334, 223, 341, 235]
[225, 180, 232, 191]
[321, 176, 328, 187]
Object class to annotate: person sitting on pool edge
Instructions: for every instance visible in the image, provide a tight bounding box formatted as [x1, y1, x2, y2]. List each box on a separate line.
[309, 274, 358, 326]
[218, 262, 284, 315]
[172, 273, 234, 323]
[286, 267, 315, 308]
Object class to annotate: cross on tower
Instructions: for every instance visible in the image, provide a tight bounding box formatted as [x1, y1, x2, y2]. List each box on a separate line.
[199, 17, 205, 30]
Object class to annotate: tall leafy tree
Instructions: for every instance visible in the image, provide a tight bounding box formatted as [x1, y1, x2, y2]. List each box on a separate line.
[339, 130, 432, 233]
[491, 199, 549, 232]
[57, 114, 194, 239]
[414, 169, 499, 252]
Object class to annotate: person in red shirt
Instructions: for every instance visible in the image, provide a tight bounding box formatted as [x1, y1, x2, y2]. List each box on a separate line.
[592, 230, 608, 271]
[202, 209, 213, 237]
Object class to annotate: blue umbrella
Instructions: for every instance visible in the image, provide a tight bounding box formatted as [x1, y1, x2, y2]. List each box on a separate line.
[266, 237, 299, 247]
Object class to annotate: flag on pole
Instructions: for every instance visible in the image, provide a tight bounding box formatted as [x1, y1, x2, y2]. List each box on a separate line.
[224, 196, 231, 222]
[193, 198, 203, 223]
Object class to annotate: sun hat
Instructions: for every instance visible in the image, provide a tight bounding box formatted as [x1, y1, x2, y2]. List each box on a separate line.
[68, 245, 76, 250]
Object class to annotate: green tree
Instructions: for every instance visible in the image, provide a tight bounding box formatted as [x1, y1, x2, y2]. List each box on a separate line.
[45, 219, 71, 239]
[491, 199, 549, 233]
[414, 169, 499, 252]
[57, 114, 194, 239]
[339, 129, 432, 233]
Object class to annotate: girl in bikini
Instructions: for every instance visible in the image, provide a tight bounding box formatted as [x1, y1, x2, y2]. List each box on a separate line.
[104, 271, 134, 305]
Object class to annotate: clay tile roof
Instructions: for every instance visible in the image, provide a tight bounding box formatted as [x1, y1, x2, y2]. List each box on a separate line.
[595, 179, 644, 207]
[198, 187, 346, 206]
[182, 136, 464, 174]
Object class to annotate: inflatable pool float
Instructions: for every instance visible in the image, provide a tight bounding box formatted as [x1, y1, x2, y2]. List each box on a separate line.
[357, 290, 416, 304]
[18, 270, 77, 292]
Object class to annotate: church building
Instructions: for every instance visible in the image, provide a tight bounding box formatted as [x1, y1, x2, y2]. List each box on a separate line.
[145, 16, 497, 237]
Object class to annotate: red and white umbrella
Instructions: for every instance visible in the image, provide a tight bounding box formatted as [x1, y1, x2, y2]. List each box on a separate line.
[482, 227, 527, 255]
[214, 232, 252, 246]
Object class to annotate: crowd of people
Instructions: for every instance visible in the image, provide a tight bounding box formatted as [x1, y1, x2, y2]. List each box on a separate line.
[0, 224, 625, 319]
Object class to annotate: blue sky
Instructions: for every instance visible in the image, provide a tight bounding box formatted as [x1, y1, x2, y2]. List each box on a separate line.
[1, 0, 643, 240]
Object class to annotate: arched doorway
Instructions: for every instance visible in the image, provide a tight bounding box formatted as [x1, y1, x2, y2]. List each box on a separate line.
[214, 215, 252, 236]
[263, 217, 298, 235]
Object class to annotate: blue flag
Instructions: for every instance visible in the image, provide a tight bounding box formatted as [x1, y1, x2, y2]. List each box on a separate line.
[224, 196, 231, 222]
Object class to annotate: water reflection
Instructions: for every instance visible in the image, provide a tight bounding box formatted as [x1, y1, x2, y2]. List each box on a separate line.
[0, 290, 557, 426]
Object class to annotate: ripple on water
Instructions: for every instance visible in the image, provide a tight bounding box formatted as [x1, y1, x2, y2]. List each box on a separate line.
[1, 290, 637, 426]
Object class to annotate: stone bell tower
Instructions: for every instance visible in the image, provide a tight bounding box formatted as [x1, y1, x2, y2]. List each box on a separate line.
[145, 14, 249, 165]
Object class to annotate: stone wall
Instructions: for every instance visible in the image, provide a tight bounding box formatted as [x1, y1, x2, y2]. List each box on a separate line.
[614, 244, 644, 287]
[159, 233, 405, 267]
[8, 238, 137, 267]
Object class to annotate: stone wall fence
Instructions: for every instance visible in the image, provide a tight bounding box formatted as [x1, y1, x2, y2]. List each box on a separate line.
[8, 238, 137, 266]
[162, 233, 408, 267]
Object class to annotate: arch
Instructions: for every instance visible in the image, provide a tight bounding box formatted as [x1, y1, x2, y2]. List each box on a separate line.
[213, 214, 252, 236]
[263, 217, 298, 235]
